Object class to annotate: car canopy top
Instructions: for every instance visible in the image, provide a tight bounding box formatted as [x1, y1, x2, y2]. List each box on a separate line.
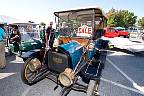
[54, 7, 107, 41]
[54, 7, 107, 21]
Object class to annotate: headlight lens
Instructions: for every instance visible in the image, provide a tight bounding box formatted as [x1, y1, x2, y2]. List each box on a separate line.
[59, 73, 73, 87]
[59, 68, 75, 87]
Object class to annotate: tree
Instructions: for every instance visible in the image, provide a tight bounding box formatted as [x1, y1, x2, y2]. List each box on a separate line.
[107, 8, 117, 26]
[107, 8, 137, 28]
[121, 10, 137, 27]
[138, 17, 144, 28]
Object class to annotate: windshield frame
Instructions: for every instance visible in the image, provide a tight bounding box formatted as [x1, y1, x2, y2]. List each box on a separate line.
[54, 7, 107, 38]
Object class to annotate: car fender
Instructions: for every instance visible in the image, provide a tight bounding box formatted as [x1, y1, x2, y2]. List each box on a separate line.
[21, 49, 41, 61]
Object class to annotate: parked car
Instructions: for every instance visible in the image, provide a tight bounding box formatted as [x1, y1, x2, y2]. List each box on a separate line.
[128, 26, 144, 42]
[104, 27, 129, 38]
[8, 23, 43, 55]
[115, 27, 129, 37]
[21, 7, 108, 96]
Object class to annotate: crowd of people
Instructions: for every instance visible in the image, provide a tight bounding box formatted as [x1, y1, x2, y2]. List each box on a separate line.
[0, 22, 55, 69]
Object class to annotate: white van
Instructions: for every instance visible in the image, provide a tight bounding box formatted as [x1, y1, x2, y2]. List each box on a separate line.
[128, 27, 143, 42]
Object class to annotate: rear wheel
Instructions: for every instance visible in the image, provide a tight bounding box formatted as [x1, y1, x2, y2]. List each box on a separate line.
[21, 58, 47, 85]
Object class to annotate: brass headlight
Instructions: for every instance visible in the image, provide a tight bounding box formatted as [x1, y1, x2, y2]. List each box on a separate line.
[59, 68, 75, 87]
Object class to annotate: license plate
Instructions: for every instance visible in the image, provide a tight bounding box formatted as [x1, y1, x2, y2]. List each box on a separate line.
[53, 57, 63, 64]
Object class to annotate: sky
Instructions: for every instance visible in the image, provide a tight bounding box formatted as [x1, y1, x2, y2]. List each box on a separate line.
[0, 0, 144, 24]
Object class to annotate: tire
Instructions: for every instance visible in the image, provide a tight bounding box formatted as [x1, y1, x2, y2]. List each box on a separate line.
[86, 80, 100, 96]
[21, 58, 45, 85]
[124, 36, 127, 38]
[86, 80, 96, 96]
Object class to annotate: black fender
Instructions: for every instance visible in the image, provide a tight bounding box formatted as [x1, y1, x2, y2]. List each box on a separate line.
[21, 49, 43, 62]
[101, 40, 109, 49]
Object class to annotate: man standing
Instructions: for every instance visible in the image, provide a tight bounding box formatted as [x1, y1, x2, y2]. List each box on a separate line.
[45, 22, 55, 48]
[0, 24, 6, 69]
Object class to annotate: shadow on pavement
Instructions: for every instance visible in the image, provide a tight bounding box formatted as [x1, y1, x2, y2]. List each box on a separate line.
[0, 53, 24, 73]
[108, 48, 144, 57]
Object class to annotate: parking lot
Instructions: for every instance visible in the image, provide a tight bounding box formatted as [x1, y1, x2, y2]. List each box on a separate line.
[0, 48, 144, 96]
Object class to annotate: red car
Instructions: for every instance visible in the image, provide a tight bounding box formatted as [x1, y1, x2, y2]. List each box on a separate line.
[104, 27, 129, 38]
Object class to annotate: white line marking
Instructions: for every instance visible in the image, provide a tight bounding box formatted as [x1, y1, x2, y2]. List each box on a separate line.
[133, 83, 144, 94]
[0, 73, 16, 79]
[107, 58, 144, 93]
[107, 58, 135, 83]
[10, 61, 24, 63]
[101, 78, 144, 95]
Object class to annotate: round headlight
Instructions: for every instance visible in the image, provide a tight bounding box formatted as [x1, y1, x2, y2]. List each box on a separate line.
[59, 73, 73, 87]
[58, 68, 75, 87]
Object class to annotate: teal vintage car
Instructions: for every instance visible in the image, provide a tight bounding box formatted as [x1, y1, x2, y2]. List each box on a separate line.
[21, 7, 108, 96]
[9, 23, 43, 55]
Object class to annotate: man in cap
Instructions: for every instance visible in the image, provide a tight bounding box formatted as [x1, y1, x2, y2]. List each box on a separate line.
[45, 22, 55, 48]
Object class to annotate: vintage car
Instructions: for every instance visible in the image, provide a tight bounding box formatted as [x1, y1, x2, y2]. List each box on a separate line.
[21, 7, 108, 96]
[8, 23, 43, 55]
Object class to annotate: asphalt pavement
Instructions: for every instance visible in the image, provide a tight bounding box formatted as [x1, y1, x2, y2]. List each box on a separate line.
[0, 50, 144, 96]
[99, 50, 144, 96]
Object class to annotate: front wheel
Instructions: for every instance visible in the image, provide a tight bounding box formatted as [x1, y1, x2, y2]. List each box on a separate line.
[87, 80, 100, 96]
[21, 58, 47, 85]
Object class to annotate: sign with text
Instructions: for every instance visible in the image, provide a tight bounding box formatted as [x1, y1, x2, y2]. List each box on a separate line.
[77, 25, 92, 37]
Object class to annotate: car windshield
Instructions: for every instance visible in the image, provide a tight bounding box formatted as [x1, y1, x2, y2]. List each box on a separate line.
[18, 24, 40, 41]
[116, 29, 125, 31]
[57, 17, 95, 38]
[109, 28, 116, 32]
[55, 8, 106, 38]
[20, 32, 40, 41]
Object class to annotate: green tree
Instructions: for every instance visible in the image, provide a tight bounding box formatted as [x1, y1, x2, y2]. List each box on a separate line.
[107, 8, 137, 28]
[107, 8, 117, 26]
[138, 17, 144, 28]
[121, 10, 137, 27]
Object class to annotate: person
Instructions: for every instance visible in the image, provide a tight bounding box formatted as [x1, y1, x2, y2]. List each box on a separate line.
[45, 22, 55, 48]
[40, 26, 46, 46]
[0, 24, 6, 69]
[59, 22, 71, 36]
[10, 28, 20, 52]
